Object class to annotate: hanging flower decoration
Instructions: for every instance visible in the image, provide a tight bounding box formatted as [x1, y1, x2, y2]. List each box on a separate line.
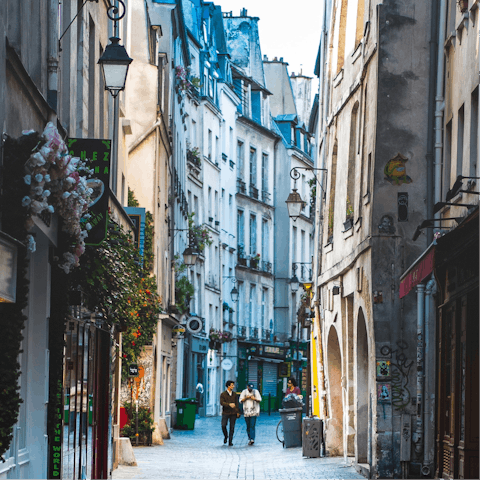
[174, 65, 193, 93]
[209, 328, 233, 343]
[20, 123, 94, 272]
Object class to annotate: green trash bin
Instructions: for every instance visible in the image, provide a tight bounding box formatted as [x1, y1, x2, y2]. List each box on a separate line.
[175, 398, 198, 430]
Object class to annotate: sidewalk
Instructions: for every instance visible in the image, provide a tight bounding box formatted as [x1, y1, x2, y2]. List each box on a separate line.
[113, 413, 365, 479]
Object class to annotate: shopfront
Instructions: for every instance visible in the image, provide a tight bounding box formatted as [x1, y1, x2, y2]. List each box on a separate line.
[237, 343, 287, 411]
[433, 209, 478, 480]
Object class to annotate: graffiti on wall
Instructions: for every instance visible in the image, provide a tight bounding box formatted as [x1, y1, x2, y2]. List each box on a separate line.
[380, 341, 413, 410]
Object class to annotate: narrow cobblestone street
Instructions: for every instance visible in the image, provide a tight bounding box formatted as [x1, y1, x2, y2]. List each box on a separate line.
[113, 413, 364, 479]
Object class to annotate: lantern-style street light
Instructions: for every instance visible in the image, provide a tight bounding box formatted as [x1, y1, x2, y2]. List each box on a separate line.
[290, 274, 300, 293]
[285, 189, 305, 221]
[182, 246, 199, 267]
[230, 285, 239, 304]
[98, 36, 133, 97]
[286, 166, 328, 221]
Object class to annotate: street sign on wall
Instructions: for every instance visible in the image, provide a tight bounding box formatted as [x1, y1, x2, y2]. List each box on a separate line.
[67, 138, 111, 245]
[128, 364, 139, 377]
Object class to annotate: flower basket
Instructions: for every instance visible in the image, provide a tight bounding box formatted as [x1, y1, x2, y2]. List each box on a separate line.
[209, 340, 221, 351]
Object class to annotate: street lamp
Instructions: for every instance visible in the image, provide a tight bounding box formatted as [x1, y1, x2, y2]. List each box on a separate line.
[285, 189, 305, 222]
[230, 285, 239, 304]
[182, 246, 199, 267]
[98, 37, 133, 97]
[286, 166, 328, 221]
[290, 274, 300, 293]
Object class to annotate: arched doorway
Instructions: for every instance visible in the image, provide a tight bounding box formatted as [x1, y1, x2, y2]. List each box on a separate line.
[326, 325, 344, 456]
[356, 308, 369, 463]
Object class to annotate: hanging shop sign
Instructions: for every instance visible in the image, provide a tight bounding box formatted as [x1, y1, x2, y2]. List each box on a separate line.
[124, 207, 146, 259]
[67, 138, 111, 245]
[221, 359, 233, 371]
[186, 316, 203, 334]
[172, 325, 186, 337]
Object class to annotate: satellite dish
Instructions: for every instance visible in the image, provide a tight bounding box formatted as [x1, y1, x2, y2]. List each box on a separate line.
[186, 316, 203, 334]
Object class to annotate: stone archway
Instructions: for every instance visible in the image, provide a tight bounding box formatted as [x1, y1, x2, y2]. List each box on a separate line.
[326, 325, 344, 456]
[356, 308, 369, 463]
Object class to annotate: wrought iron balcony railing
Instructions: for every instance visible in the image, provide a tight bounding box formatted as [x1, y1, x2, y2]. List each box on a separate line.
[237, 178, 246, 194]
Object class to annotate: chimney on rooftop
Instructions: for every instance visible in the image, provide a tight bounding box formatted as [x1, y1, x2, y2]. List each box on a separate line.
[280, 57, 283, 62]
[241, 8, 247, 17]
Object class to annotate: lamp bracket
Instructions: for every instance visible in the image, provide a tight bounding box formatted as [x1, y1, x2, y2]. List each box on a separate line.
[106, 0, 127, 22]
[290, 166, 328, 199]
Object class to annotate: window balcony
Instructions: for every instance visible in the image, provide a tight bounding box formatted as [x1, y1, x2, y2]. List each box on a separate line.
[238, 325, 246, 338]
[261, 190, 271, 204]
[237, 178, 246, 194]
[261, 261, 272, 274]
[249, 184, 259, 200]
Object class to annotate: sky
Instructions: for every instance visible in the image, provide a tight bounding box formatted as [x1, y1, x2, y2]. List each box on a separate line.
[216, 0, 322, 94]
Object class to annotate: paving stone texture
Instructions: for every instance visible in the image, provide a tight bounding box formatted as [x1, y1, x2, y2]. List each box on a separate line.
[113, 413, 365, 480]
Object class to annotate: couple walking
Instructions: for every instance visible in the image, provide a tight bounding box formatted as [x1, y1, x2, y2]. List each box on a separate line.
[220, 380, 262, 446]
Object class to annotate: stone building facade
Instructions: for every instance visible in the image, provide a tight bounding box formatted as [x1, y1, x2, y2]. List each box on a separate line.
[312, 0, 438, 477]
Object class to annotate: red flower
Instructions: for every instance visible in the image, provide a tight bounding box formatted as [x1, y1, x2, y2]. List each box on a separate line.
[132, 341, 136, 346]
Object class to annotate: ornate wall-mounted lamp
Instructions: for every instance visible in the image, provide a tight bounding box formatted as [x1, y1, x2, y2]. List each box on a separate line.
[286, 166, 328, 221]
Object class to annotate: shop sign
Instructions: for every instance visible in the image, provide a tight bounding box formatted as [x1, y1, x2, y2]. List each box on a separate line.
[128, 363, 139, 377]
[221, 358, 233, 370]
[67, 138, 111, 245]
[399, 247, 435, 298]
[48, 380, 63, 477]
[191, 335, 208, 354]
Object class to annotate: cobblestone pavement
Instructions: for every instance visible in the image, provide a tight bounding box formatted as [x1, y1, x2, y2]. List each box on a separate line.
[113, 413, 365, 480]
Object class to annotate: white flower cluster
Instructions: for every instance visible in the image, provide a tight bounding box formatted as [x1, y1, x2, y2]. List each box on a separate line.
[22, 123, 95, 272]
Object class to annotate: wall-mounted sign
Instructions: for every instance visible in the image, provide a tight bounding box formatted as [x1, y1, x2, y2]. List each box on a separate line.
[68, 138, 111, 245]
[128, 363, 139, 378]
[376, 360, 391, 379]
[221, 359, 233, 370]
[186, 316, 203, 334]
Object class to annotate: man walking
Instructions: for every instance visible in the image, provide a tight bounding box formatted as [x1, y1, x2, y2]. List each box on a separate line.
[239, 382, 262, 445]
[220, 380, 239, 446]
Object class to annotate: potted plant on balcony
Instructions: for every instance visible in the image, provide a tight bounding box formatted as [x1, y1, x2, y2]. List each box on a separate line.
[251, 252, 260, 269]
[237, 243, 247, 266]
[187, 145, 202, 168]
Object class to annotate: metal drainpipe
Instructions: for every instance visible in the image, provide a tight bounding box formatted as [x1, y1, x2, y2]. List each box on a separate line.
[422, 278, 437, 477]
[426, 0, 440, 242]
[414, 284, 425, 457]
[434, 0, 448, 208]
[47, 0, 59, 117]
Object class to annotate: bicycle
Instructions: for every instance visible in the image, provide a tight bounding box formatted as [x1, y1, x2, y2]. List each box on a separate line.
[276, 419, 284, 447]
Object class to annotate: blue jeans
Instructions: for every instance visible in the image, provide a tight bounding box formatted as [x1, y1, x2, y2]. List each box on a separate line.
[245, 416, 257, 441]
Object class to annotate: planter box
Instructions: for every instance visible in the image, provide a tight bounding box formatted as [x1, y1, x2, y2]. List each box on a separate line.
[343, 218, 353, 231]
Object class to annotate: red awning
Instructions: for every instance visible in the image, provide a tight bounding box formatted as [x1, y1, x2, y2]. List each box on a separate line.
[399, 246, 435, 299]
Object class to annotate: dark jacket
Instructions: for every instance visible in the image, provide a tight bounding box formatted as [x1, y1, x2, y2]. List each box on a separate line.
[220, 389, 240, 416]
